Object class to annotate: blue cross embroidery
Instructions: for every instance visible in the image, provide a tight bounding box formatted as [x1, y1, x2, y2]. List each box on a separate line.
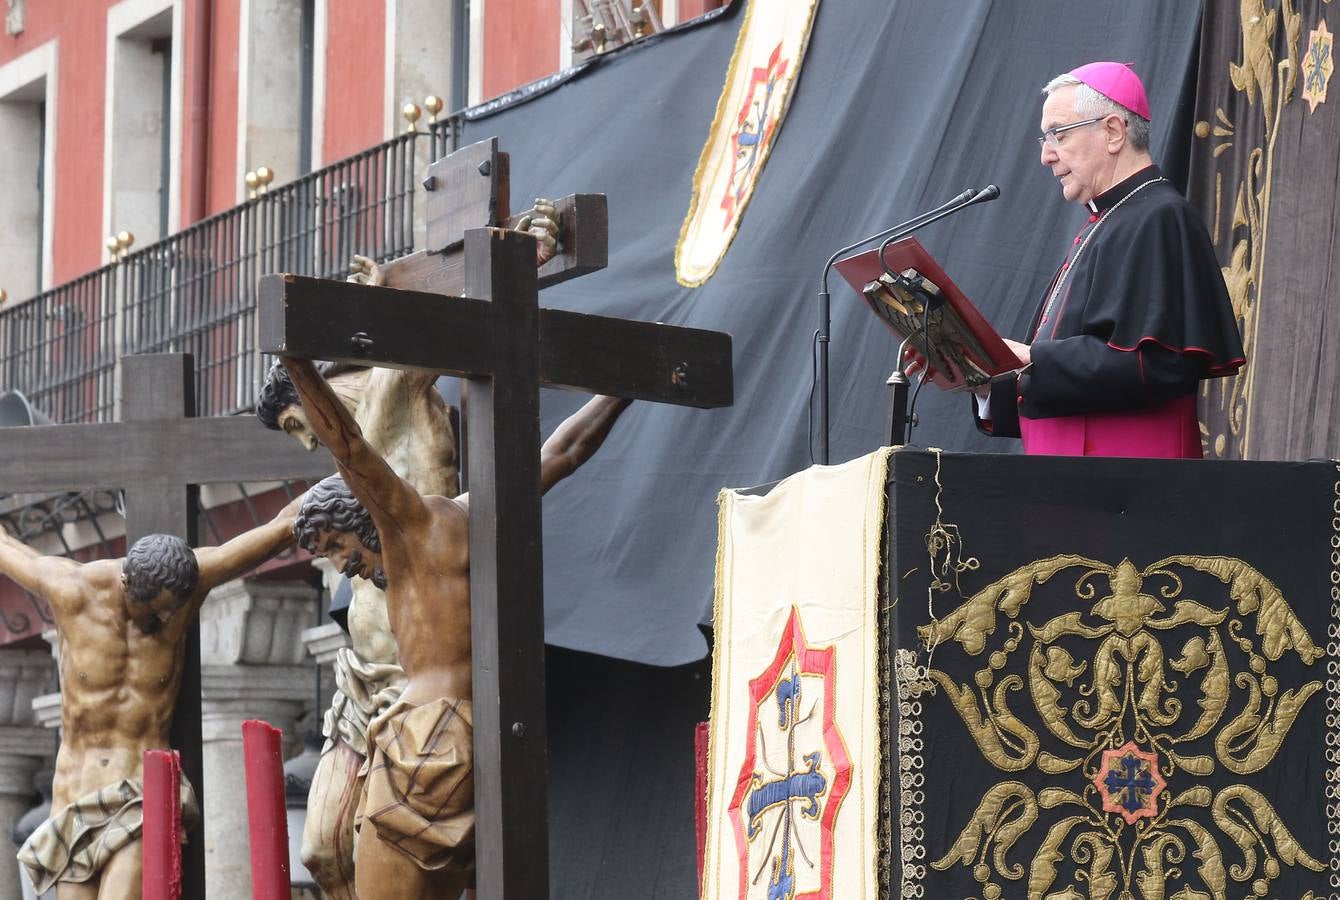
[1307, 36, 1332, 93]
[1105, 752, 1157, 815]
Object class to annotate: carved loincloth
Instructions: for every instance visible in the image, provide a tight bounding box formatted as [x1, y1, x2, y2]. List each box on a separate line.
[17, 775, 199, 894]
[322, 646, 408, 757]
[355, 696, 474, 875]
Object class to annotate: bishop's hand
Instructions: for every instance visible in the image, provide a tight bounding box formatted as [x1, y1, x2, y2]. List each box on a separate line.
[903, 347, 995, 398]
[1002, 338, 1032, 367]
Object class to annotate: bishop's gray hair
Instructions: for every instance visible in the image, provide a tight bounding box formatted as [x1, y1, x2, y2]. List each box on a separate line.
[123, 534, 200, 605]
[1042, 73, 1150, 152]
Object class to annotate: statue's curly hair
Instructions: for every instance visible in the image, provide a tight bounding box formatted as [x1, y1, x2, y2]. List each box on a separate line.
[256, 360, 371, 430]
[256, 361, 299, 431]
[123, 534, 200, 605]
[294, 474, 381, 554]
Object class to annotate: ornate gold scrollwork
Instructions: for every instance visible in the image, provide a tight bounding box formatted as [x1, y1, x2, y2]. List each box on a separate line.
[922, 554, 1326, 898]
[1197, 0, 1308, 458]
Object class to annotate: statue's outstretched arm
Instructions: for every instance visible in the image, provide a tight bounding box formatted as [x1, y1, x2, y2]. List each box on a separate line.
[281, 357, 429, 535]
[193, 491, 307, 596]
[538, 395, 632, 495]
[0, 528, 83, 619]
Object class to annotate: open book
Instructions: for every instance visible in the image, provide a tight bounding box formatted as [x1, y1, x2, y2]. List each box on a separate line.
[834, 237, 1021, 392]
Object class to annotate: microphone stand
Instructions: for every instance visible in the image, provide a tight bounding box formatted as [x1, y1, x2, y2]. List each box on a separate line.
[815, 189, 975, 464]
[878, 185, 1000, 446]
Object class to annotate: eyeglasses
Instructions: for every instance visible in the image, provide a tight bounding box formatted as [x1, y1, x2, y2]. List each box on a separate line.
[1037, 116, 1106, 148]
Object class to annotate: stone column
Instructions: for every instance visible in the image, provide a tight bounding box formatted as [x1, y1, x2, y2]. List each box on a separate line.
[0, 746, 45, 900]
[198, 578, 320, 900]
[0, 649, 55, 900]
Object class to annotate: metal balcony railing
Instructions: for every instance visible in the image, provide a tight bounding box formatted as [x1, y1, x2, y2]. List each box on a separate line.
[0, 123, 458, 423]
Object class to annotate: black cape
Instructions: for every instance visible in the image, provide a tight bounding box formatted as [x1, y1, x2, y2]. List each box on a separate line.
[980, 165, 1245, 434]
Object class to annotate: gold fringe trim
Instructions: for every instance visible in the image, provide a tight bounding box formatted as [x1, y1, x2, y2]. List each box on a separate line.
[863, 446, 894, 897]
[701, 485, 735, 896]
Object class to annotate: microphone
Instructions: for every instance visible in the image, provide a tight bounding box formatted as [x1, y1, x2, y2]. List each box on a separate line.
[818, 188, 976, 295]
[811, 185, 1000, 465]
[974, 183, 1001, 202]
[878, 184, 1000, 278]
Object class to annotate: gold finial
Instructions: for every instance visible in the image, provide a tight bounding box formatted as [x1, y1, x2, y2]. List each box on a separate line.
[245, 170, 259, 199]
[116, 231, 135, 253]
[592, 22, 608, 53]
[403, 103, 421, 133]
[0, 289, 7, 305]
[256, 166, 273, 194]
[631, 3, 648, 38]
[424, 95, 444, 124]
[106, 235, 121, 261]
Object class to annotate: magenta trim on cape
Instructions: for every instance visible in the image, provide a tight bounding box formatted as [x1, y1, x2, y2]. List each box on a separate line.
[1104, 334, 1246, 378]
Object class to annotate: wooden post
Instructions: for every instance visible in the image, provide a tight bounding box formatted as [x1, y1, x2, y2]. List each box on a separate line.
[463, 229, 548, 895]
[123, 355, 206, 900]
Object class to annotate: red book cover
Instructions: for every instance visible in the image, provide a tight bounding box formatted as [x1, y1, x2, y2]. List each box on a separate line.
[834, 237, 1020, 391]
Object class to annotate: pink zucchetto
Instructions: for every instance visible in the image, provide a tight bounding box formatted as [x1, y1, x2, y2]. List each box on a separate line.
[1069, 61, 1150, 121]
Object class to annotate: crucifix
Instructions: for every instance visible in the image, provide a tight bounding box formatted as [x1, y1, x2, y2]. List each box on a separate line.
[258, 137, 733, 898]
[0, 353, 334, 897]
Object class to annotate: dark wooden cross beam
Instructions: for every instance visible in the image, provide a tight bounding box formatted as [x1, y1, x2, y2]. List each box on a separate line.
[258, 137, 733, 899]
[0, 353, 334, 897]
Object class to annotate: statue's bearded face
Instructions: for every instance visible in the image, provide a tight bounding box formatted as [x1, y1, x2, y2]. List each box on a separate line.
[121, 580, 186, 635]
[278, 405, 320, 452]
[312, 528, 387, 590]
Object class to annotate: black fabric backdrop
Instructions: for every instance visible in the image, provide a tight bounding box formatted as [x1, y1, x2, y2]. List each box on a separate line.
[546, 647, 708, 895]
[458, 0, 1205, 666]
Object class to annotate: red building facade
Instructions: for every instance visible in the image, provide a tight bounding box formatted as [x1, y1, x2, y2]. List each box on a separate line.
[0, 0, 719, 298]
[0, 0, 720, 643]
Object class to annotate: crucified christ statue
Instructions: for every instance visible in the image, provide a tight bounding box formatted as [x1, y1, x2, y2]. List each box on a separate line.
[282, 354, 629, 899]
[258, 203, 557, 899]
[0, 493, 305, 899]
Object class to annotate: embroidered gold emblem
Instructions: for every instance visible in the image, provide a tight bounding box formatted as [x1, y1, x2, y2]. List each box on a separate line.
[1302, 19, 1334, 112]
[674, 0, 821, 287]
[1194, 0, 1304, 458]
[919, 554, 1326, 898]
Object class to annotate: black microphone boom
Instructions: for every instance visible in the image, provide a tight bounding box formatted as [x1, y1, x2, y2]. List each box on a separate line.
[818, 188, 976, 297]
[812, 184, 1000, 464]
[878, 184, 1000, 278]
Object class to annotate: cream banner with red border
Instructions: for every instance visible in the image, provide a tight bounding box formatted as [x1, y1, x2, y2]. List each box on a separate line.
[703, 449, 889, 900]
[675, 0, 822, 287]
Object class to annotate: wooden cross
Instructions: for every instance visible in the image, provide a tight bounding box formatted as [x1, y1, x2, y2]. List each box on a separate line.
[0, 353, 334, 897]
[258, 137, 733, 899]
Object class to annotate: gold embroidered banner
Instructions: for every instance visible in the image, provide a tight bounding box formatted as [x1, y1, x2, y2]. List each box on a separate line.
[1188, 0, 1340, 459]
[888, 449, 1338, 899]
[675, 0, 821, 287]
[702, 449, 888, 900]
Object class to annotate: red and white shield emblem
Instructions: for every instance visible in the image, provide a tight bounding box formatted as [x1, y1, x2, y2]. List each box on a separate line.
[728, 607, 851, 899]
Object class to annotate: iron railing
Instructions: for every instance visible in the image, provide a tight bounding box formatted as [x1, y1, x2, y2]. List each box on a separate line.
[0, 125, 456, 422]
[429, 117, 459, 166]
[0, 269, 117, 424]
